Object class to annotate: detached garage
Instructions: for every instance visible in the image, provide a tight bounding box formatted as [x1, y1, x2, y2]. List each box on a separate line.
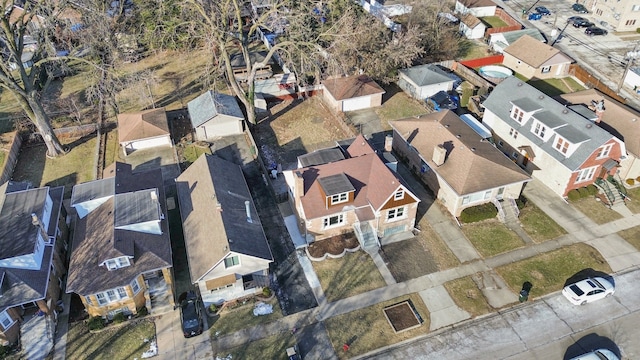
[322, 75, 385, 113]
[118, 108, 172, 156]
[188, 91, 245, 141]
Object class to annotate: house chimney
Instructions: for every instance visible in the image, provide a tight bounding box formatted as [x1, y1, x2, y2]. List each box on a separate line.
[245, 201, 252, 223]
[31, 213, 39, 226]
[384, 134, 393, 152]
[591, 99, 605, 123]
[294, 171, 305, 200]
[432, 145, 447, 166]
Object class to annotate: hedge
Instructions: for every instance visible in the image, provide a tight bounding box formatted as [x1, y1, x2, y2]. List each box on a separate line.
[459, 203, 498, 223]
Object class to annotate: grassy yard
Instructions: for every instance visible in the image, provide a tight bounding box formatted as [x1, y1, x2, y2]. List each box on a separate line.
[481, 16, 508, 28]
[376, 85, 428, 127]
[496, 243, 612, 299]
[461, 219, 525, 257]
[324, 294, 429, 359]
[569, 197, 623, 225]
[179, 143, 211, 167]
[528, 78, 586, 96]
[626, 186, 640, 214]
[312, 251, 386, 303]
[209, 297, 283, 337]
[458, 40, 489, 61]
[618, 226, 640, 251]
[444, 276, 492, 317]
[217, 332, 296, 360]
[11, 136, 97, 198]
[518, 201, 567, 242]
[66, 319, 155, 360]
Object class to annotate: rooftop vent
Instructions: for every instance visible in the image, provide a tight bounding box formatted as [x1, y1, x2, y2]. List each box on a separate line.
[562, 109, 569, 114]
[538, 95, 544, 100]
[517, 82, 523, 87]
[586, 124, 592, 128]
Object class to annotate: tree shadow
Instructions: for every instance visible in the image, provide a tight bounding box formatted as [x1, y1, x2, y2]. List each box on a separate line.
[564, 268, 615, 288]
[563, 333, 620, 360]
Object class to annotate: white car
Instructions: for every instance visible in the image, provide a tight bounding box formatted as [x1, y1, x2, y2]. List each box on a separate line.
[568, 348, 619, 360]
[562, 277, 614, 305]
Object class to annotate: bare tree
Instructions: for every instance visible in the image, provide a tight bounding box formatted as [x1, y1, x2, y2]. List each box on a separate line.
[0, 0, 67, 156]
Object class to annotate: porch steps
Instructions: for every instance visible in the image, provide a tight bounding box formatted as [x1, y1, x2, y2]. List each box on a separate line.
[147, 278, 173, 316]
[354, 222, 378, 250]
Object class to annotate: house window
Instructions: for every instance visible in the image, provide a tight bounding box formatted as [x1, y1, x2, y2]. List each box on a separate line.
[96, 293, 107, 305]
[131, 278, 141, 294]
[512, 151, 519, 159]
[627, 19, 637, 26]
[0, 310, 14, 330]
[575, 167, 597, 183]
[224, 256, 240, 268]
[541, 66, 551, 73]
[511, 108, 525, 123]
[323, 214, 344, 229]
[555, 137, 570, 154]
[596, 144, 613, 159]
[394, 190, 404, 201]
[117, 287, 128, 299]
[534, 123, 546, 138]
[387, 207, 405, 221]
[634, 5, 640, 11]
[331, 193, 348, 205]
[84, 295, 93, 306]
[104, 256, 131, 271]
[498, 140, 504, 147]
[509, 128, 518, 139]
[462, 190, 492, 205]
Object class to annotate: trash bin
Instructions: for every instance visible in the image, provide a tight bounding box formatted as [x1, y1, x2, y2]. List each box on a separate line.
[519, 289, 529, 302]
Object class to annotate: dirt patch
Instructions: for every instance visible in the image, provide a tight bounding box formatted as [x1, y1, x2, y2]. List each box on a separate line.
[383, 300, 423, 333]
[307, 233, 360, 258]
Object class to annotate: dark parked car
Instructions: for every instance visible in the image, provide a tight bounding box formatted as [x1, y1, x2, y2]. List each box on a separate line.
[568, 16, 587, 24]
[179, 291, 203, 338]
[535, 6, 551, 16]
[572, 3, 589, 13]
[573, 19, 594, 28]
[585, 26, 608, 36]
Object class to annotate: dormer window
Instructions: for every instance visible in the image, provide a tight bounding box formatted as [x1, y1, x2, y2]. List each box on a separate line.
[104, 256, 130, 271]
[533, 122, 546, 139]
[511, 107, 525, 123]
[596, 144, 613, 159]
[555, 137, 570, 155]
[318, 173, 355, 208]
[394, 190, 404, 201]
[331, 193, 348, 205]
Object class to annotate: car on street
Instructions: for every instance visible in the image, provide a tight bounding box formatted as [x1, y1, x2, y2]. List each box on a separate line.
[179, 291, 203, 338]
[535, 6, 551, 16]
[568, 348, 619, 360]
[286, 346, 301, 360]
[585, 27, 608, 36]
[572, 3, 589, 13]
[562, 277, 614, 305]
[568, 16, 587, 24]
[573, 19, 594, 28]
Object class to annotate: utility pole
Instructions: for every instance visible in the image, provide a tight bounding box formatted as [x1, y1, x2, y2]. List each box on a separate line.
[551, 21, 570, 46]
[618, 42, 640, 92]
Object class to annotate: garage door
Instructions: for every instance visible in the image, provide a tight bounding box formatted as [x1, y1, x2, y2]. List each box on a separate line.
[383, 224, 406, 237]
[342, 96, 371, 112]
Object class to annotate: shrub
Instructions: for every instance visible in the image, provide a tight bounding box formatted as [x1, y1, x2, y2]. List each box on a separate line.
[627, 178, 636, 186]
[577, 187, 590, 198]
[637, 28, 640, 33]
[515, 196, 527, 210]
[87, 316, 105, 330]
[112, 313, 126, 324]
[137, 306, 148, 317]
[567, 189, 581, 201]
[636, 176, 640, 182]
[262, 287, 272, 297]
[459, 203, 498, 223]
[209, 304, 218, 313]
[586, 184, 598, 195]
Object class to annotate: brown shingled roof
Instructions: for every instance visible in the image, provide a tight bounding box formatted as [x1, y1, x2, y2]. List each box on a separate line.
[390, 111, 531, 195]
[459, 0, 497, 8]
[117, 108, 170, 143]
[346, 134, 376, 158]
[504, 35, 569, 68]
[323, 75, 385, 101]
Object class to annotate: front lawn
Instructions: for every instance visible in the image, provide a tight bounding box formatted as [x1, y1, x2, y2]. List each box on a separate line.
[217, 332, 296, 360]
[312, 251, 386, 303]
[495, 243, 612, 300]
[444, 276, 492, 317]
[618, 226, 640, 251]
[209, 297, 283, 337]
[66, 319, 155, 360]
[376, 85, 428, 126]
[569, 197, 623, 225]
[625, 186, 640, 214]
[324, 294, 429, 359]
[518, 201, 567, 242]
[461, 219, 525, 257]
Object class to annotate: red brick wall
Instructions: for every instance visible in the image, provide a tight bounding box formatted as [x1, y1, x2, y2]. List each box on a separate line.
[564, 139, 623, 195]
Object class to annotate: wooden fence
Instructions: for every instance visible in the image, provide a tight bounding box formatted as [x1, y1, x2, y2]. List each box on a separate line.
[0, 132, 22, 185]
[569, 64, 627, 104]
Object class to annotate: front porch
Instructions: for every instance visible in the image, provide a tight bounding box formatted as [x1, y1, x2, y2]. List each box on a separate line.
[144, 272, 173, 316]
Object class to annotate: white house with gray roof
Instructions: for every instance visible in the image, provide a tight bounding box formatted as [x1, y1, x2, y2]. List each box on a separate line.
[187, 91, 245, 141]
[481, 76, 625, 197]
[176, 154, 273, 306]
[398, 64, 456, 100]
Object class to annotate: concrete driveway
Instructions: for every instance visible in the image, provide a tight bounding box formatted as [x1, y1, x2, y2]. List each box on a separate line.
[345, 108, 383, 136]
[155, 309, 213, 360]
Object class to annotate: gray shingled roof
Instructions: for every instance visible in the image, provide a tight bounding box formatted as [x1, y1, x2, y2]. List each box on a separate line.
[114, 190, 161, 228]
[482, 76, 615, 171]
[399, 64, 455, 87]
[298, 148, 345, 167]
[0, 185, 48, 259]
[176, 155, 273, 283]
[500, 28, 546, 45]
[71, 177, 115, 205]
[0, 186, 64, 312]
[187, 91, 244, 128]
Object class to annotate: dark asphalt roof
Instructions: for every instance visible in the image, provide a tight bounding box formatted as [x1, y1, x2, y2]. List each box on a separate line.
[298, 148, 345, 167]
[187, 91, 244, 128]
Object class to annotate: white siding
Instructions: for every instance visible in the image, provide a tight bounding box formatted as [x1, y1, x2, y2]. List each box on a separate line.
[123, 136, 171, 152]
[342, 96, 372, 111]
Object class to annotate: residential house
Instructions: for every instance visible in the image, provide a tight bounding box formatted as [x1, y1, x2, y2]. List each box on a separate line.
[398, 64, 456, 100]
[587, 0, 640, 32]
[117, 108, 172, 156]
[283, 134, 420, 248]
[229, 51, 275, 82]
[67, 163, 174, 319]
[187, 90, 245, 141]
[322, 75, 386, 112]
[390, 111, 531, 216]
[481, 76, 625, 197]
[455, 0, 497, 17]
[502, 35, 573, 80]
[0, 182, 67, 348]
[556, 89, 640, 184]
[459, 13, 487, 40]
[488, 28, 546, 54]
[175, 154, 273, 306]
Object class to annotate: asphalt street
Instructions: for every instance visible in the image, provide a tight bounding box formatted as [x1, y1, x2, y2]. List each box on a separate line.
[363, 268, 640, 360]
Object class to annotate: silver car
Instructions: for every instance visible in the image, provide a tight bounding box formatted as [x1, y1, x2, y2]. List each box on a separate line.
[568, 348, 619, 360]
[562, 277, 614, 305]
